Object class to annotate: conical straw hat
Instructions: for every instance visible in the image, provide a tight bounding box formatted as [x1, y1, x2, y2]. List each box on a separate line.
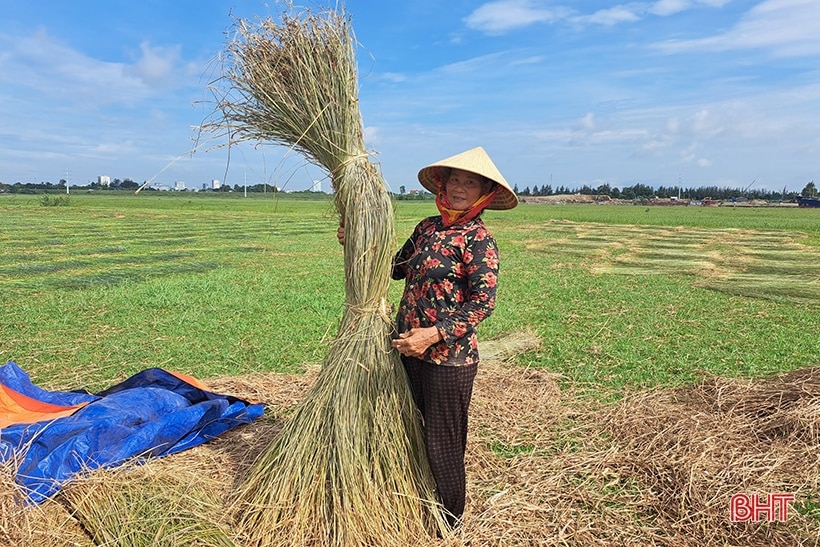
[417, 146, 518, 210]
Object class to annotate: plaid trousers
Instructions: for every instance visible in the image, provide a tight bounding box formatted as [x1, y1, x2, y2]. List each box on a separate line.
[402, 356, 478, 525]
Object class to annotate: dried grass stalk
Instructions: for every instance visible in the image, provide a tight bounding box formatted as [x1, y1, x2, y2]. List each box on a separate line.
[60, 464, 235, 547]
[0, 460, 33, 547]
[204, 6, 445, 545]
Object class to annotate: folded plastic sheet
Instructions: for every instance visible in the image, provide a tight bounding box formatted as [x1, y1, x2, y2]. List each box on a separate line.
[0, 361, 264, 504]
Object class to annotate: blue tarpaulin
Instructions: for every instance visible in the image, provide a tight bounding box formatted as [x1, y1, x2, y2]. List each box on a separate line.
[0, 361, 264, 504]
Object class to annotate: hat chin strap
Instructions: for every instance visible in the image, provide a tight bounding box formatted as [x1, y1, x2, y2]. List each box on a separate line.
[435, 187, 498, 227]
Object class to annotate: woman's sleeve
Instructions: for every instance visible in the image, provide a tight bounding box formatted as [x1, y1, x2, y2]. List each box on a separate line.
[392, 240, 411, 280]
[391, 221, 422, 280]
[436, 230, 498, 343]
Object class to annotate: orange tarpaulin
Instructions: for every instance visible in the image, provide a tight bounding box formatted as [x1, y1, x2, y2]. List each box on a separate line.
[0, 384, 89, 428]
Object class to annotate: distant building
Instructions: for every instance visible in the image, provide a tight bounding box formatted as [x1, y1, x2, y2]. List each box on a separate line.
[175, 181, 186, 191]
[212, 179, 221, 190]
[98, 175, 111, 187]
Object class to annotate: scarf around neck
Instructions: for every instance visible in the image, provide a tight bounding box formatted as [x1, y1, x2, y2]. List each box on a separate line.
[435, 184, 498, 227]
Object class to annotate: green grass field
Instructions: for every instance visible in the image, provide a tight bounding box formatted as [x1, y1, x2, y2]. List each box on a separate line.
[1, 192, 818, 394]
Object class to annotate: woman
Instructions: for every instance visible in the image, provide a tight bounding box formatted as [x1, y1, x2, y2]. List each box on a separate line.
[339, 146, 518, 529]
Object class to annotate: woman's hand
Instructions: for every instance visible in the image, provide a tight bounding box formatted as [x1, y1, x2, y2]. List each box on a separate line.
[391, 327, 442, 358]
[336, 219, 345, 246]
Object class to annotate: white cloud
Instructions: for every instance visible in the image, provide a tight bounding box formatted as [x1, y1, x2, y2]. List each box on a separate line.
[588, 128, 649, 143]
[0, 26, 210, 185]
[579, 112, 596, 131]
[680, 147, 713, 168]
[364, 125, 381, 147]
[575, 6, 642, 26]
[655, 0, 820, 56]
[373, 72, 408, 84]
[2, 29, 158, 108]
[87, 140, 140, 156]
[569, 111, 652, 146]
[511, 55, 545, 66]
[690, 109, 723, 137]
[126, 42, 183, 88]
[649, 0, 730, 17]
[466, 0, 734, 34]
[1, 28, 195, 113]
[464, 0, 570, 33]
[666, 117, 681, 134]
[651, 0, 693, 17]
[438, 51, 507, 75]
[640, 138, 672, 153]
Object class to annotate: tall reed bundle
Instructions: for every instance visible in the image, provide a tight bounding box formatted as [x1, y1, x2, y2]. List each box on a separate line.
[205, 6, 445, 546]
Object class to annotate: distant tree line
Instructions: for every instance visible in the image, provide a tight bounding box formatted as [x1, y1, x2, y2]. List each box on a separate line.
[0, 178, 306, 194]
[2, 178, 816, 201]
[0, 178, 140, 194]
[512, 181, 816, 202]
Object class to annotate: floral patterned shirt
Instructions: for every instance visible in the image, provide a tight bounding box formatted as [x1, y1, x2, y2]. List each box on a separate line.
[392, 215, 498, 366]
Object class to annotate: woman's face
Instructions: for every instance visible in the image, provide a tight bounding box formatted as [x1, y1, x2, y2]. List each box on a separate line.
[444, 168, 487, 209]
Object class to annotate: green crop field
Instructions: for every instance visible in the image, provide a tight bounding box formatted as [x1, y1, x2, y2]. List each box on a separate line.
[1, 192, 819, 395]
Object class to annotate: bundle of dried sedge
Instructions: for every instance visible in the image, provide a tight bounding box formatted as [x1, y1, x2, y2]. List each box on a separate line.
[203, 6, 445, 546]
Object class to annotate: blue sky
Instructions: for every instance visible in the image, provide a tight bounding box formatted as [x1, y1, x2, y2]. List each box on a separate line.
[1, 0, 818, 193]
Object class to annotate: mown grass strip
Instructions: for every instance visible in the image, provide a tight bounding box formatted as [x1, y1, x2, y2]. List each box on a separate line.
[1, 195, 818, 394]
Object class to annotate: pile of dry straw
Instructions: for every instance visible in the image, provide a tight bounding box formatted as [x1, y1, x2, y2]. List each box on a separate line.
[3, 331, 819, 545]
